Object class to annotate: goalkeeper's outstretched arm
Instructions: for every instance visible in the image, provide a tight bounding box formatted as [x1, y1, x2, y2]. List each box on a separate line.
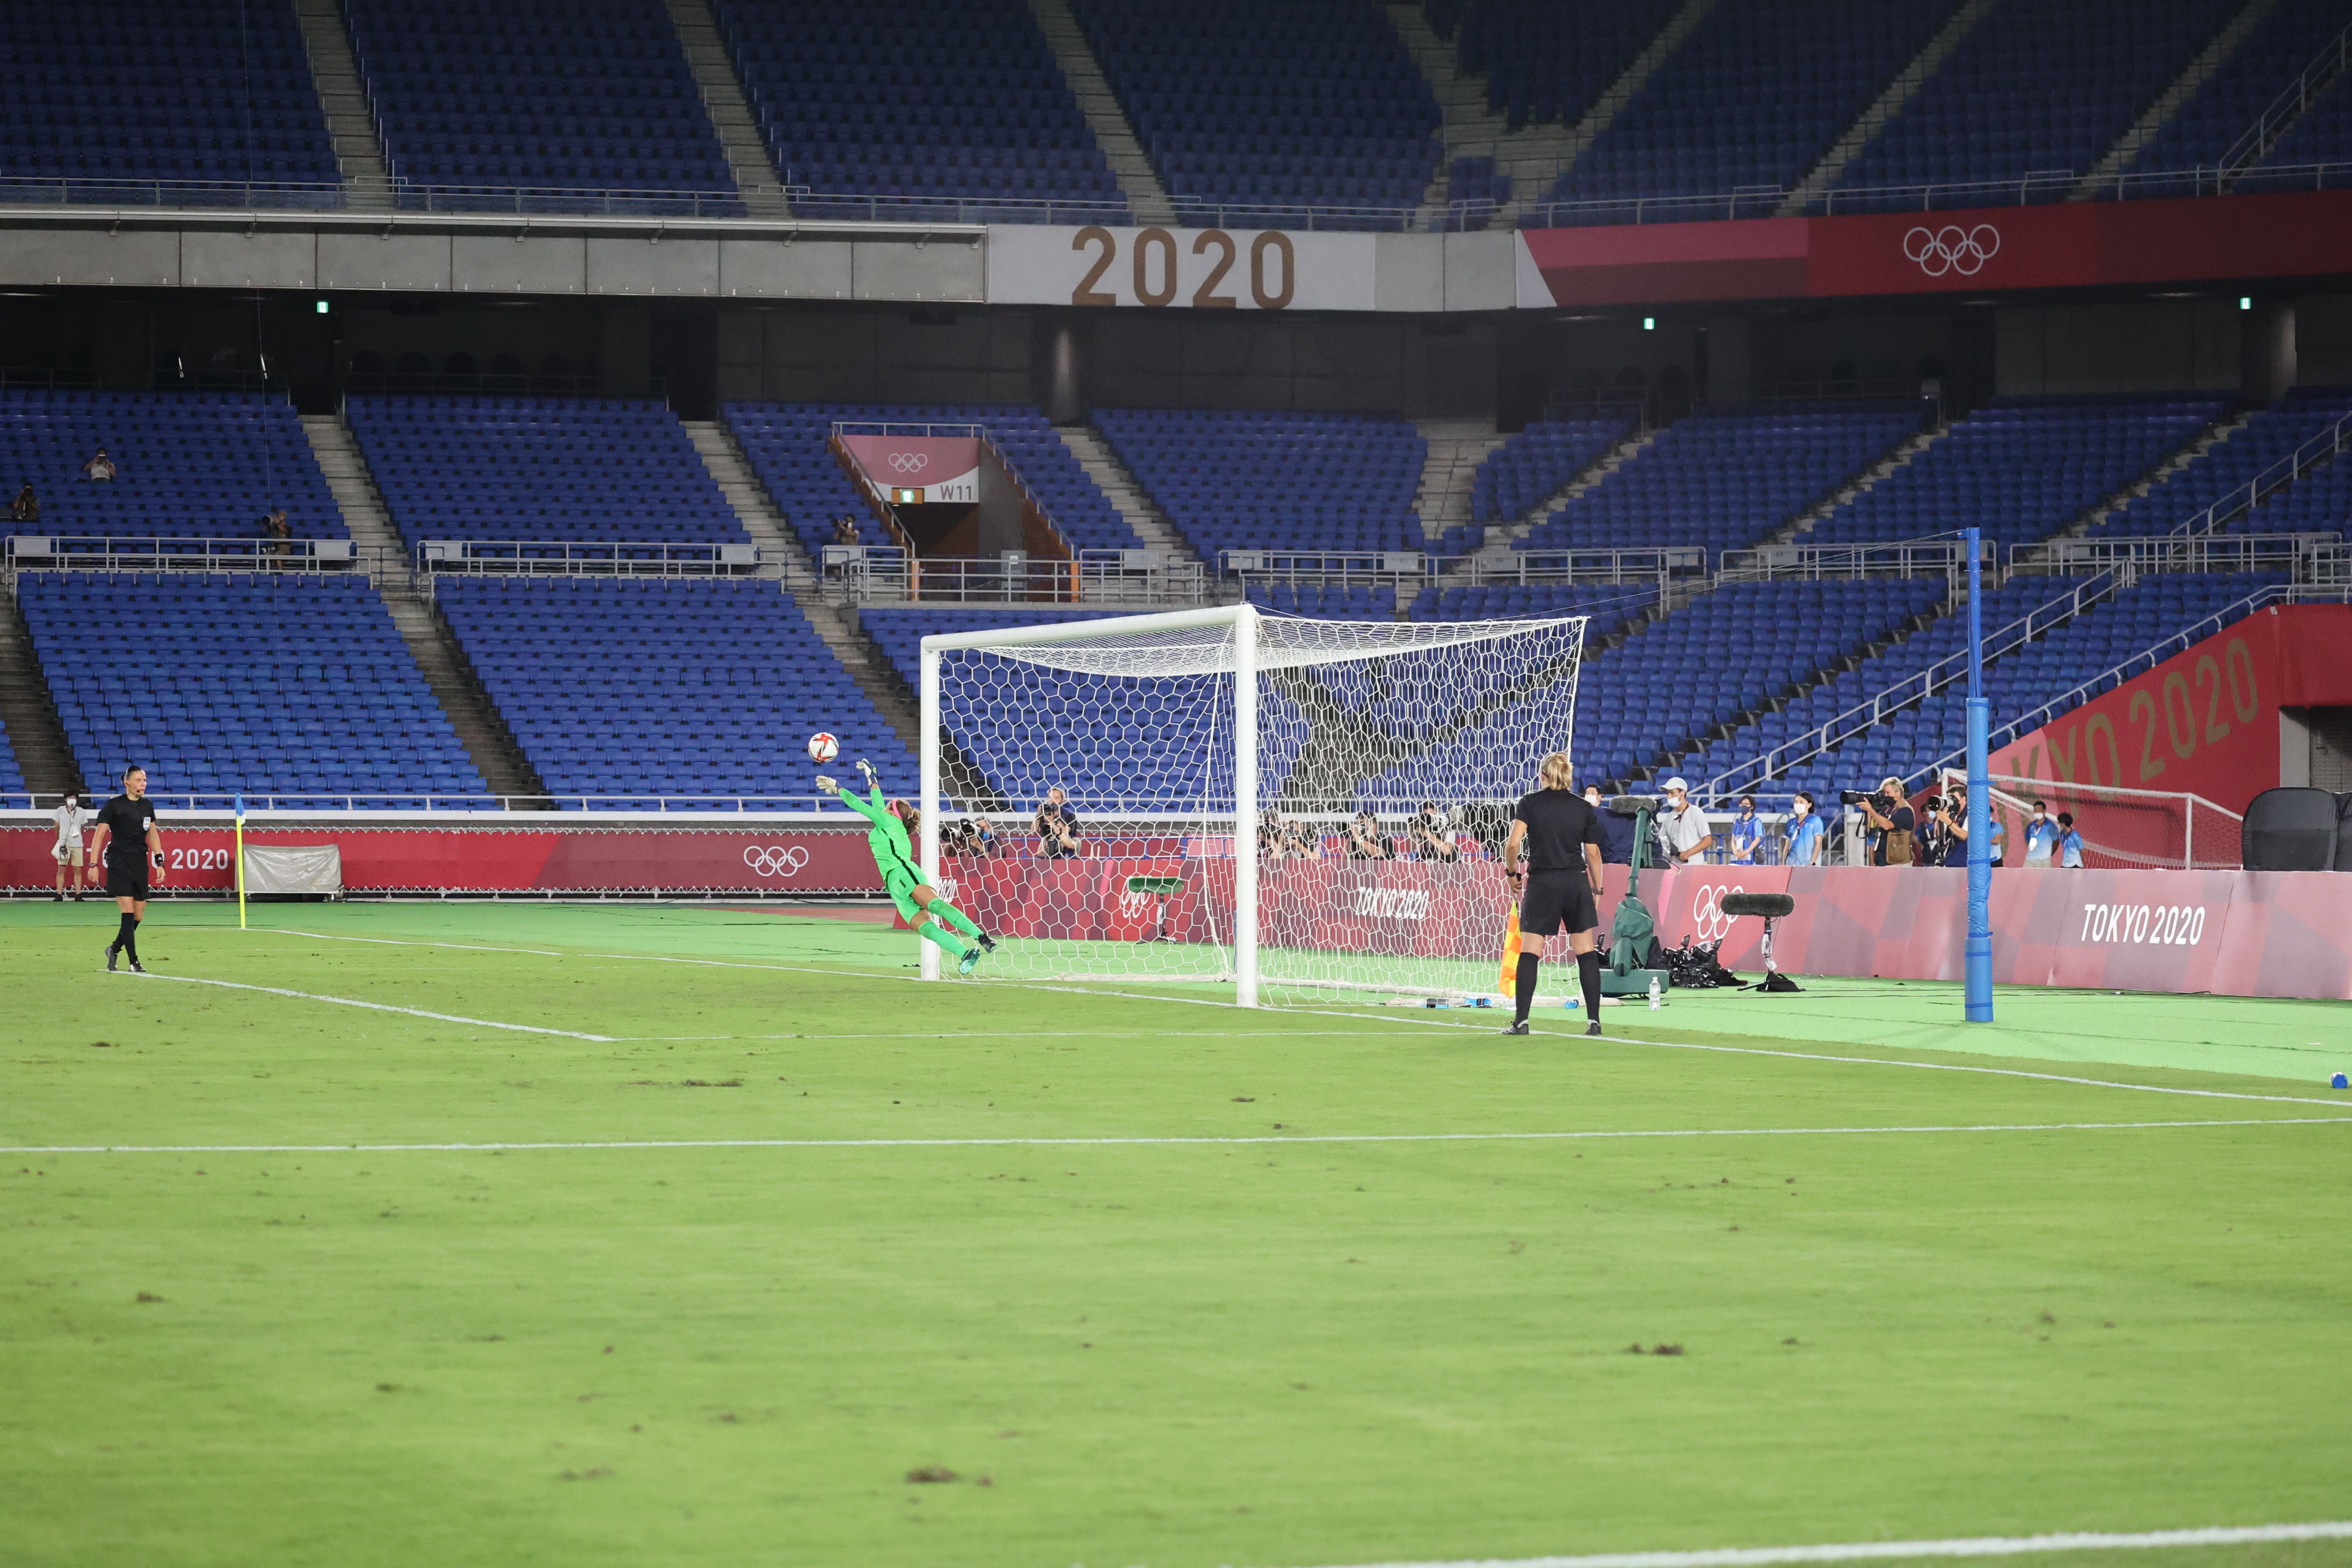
[816, 774, 887, 827]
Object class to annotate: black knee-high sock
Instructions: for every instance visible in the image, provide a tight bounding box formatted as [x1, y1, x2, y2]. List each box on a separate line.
[116, 912, 137, 953]
[1578, 950, 1602, 1023]
[1513, 954, 1540, 1023]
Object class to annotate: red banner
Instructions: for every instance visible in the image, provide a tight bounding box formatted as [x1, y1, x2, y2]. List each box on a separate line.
[836, 434, 981, 505]
[1519, 190, 2352, 306]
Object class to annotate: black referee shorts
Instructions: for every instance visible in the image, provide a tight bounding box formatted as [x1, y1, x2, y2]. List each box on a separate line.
[105, 860, 150, 900]
[1519, 870, 1599, 938]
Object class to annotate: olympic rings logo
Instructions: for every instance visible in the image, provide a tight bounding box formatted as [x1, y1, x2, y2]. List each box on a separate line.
[742, 844, 811, 879]
[887, 451, 930, 473]
[1691, 884, 1745, 943]
[1903, 223, 2000, 277]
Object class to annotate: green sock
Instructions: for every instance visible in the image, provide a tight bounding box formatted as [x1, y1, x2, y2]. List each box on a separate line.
[931, 900, 983, 941]
[916, 921, 968, 959]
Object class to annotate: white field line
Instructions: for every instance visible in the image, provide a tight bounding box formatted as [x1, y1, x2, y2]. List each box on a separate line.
[7, 1116, 2348, 1157]
[267, 928, 2352, 1110]
[133, 972, 615, 1041]
[1296, 1518, 2352, 1568]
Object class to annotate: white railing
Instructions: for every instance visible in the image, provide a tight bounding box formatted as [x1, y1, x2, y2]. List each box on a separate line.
[416, 540, 765, 577]
[1717, 534, 1981, 585]
[1470, 547, 1703, 585]
[839, 548, 1209, 606]
[2125, 408, 2352, 541]
[4, 535, 379, 575]
[1221, 548, 1428, 582]
[1699, 570, 2121, 797]
[2012, 531, 2344, 579]
[2218, 21, 2352, 178]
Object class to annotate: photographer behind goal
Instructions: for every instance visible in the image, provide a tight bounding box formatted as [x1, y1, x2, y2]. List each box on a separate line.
[1844, 776, 1917, 866]
[1501, 751, 1606, 1038]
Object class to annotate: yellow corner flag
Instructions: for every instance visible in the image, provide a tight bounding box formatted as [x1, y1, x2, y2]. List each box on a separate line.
[233, 794, 247, 931]
[1498, 903, 1522, 992]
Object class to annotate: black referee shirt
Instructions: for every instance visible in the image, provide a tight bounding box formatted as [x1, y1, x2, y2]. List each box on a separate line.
[1512, 788, 1603, 873]
[95, 793, 157, 867]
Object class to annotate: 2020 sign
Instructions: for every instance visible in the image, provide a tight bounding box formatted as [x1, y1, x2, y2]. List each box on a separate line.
[984, 224, 1377, 312]
[1069, 226, 1295, 309]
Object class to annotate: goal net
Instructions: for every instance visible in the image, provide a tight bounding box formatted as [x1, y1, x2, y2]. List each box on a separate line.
[1964, 770, 2244, 870]
[917, 605, 1588, 1006]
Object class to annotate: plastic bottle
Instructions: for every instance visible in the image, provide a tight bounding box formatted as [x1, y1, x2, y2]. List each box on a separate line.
[1648, 975, 1663, 1011]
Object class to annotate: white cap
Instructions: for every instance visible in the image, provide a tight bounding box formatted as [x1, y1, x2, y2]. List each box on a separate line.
[1663, 777, 1690, 792]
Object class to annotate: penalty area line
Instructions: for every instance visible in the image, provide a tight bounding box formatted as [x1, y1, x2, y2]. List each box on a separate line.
[8, 1116, 2349, 1157]
[1294, 1518, 2352, 1568]
[133, 972, 616, 1041]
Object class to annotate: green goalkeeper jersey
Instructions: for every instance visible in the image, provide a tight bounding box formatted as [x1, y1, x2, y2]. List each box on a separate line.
[838, 780, 920, 878]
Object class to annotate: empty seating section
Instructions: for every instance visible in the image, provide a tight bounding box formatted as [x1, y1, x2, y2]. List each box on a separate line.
[862, 607, 1228, 809]
[436, 578, 911, 803]
[1073, 0, 1439, 219]
[2254, 68, 2352, 176]
[1548, 0, 1958, 217]
[1834, 0, 2241, 202]
[2227, 437, 2352, 536]
[0, 0, 336, 194]
[714, 0, 1122, 217]
[1437, 0, 1679, 132]
[1807, 395, 2226, 552]
[1515, 402, 1926, 558]
[2132, 0, 2352, 175]
[1409, 581, 1651, 645]
[1092, 409, 1427, 560]
[1245, 582, 1399, 622]
[0, 391, 345, 544]
[19, 573, 484, 802]
[723, 403, 1138, 560]
[343, 0, 734, 200]
[0, 729, 24, 801]
[1568, 579, 1944, 790]
[2095, 387, 2352, 536]
[1472, 416, 1634, 523]
[346, 398, 742, 552]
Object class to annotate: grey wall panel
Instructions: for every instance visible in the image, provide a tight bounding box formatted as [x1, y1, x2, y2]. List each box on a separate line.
[318, 232, 451, 292]
[181, 230, 315, 290]
[854, 239, 983, 303]
[0, 229, 181, 287]
[1375, 232, 1442, 313]
[452, 235, 584, 295]
[1441, 232, 1515, 314]
[586, 236, 719, 297]
[717, 238, 853, 300]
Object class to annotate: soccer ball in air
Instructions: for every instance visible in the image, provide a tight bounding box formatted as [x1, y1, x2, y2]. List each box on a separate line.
[808, 732, 840, 764]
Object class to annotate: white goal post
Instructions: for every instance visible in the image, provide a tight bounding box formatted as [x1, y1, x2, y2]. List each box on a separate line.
[916, 603, 1589, 1007]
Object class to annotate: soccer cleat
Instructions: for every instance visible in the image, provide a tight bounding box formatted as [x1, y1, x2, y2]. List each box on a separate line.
[51, 891, 62, 902]
[1585, 1021, 1603, 1037]
[104, 942, 119, 972]
[977, 931, 998, 954]
[1503, 1020, 1530, 1036]
[957, 947, 982, 976]
[126, 958, 147, 974]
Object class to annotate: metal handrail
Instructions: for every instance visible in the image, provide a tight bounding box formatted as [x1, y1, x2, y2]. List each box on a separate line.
[1698, 570, 2122, 797]
[416, 539, 767, 576]
[2012, 531, 2346, 578]
[1487, 548, 1703, 585]
[1220, 548, 1429, 581]
[1717, 534, 1980, 585]
[844, 549, 1210, 606]
[3, 534, 386, 575]
[2218, 21, 2352, 178]
[2160, 408, 2352, 539]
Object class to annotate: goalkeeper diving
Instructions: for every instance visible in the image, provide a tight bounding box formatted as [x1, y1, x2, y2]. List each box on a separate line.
[819, 759, 997, 974]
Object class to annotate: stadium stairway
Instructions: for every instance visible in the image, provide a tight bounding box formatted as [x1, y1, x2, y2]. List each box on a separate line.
[1773, 414, 1956, 543]
[1779, 0, 1997, 215]
[298, 413, 548, 804]
[1498, 0, 1718, 228]
[663, 0, 793, 216]
[1054, 425, 1203, 568]
[1452, 423, 1658, 573]
[1029, 0, 1178, 224]
[291, 0, 392, 208]
[2074, 0, 2284, 195]
[1410, 419, 1509, 556]
[680, 419, 922, 752]
[2068, 406, 2266, 536]
[0, 577, 81, 799]
[2128, 0, 2352, 178]
[1381, 1, 1574, 224]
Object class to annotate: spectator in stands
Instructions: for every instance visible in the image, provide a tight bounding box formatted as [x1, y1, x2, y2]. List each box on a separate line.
[2022, 800, 2060, 867]
[51, 789, 92, 902]
[82, 446, 117, 481]
[263, 506, 292, 559]
[832, 516, 860, 548]
[11, 482, 37, 523]
[1583, 785, 1635, 865]
[1034, 787, 1083, 858]
[1656, 778, 1714, 866]
[1345, 810, 1393, 860]
[1727, 796, 1764, 864]
[1859, 778, 1917, 866]
[1785, 791, 1827, 866]
[2057, 811, 2086, 869]
[1407, 802, 1458, 862]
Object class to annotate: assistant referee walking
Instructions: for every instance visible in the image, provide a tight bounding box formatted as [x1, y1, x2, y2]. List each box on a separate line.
[86, 764, 165, 973]
[1502, 751, 1606, 1037]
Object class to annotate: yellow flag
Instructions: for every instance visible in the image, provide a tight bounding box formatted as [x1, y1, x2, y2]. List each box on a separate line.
[1498, 903, 1523, 991]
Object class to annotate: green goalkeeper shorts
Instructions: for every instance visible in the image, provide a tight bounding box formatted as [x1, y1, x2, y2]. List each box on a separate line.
[884, 862, 926, 922]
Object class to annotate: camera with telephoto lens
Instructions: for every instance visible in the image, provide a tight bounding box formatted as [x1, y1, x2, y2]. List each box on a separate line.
[1839, 788, 1888, 809]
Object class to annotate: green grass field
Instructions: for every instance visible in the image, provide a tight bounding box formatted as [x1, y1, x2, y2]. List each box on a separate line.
[4, 897, 2351, 1568]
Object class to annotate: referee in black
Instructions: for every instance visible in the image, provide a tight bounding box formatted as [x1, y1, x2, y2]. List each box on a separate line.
[86, 763, 165, 973]
[1502, 750, 1606, 1037]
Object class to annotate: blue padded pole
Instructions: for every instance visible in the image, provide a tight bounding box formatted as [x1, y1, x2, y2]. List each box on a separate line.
[1963, 527, 1993, 1023]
